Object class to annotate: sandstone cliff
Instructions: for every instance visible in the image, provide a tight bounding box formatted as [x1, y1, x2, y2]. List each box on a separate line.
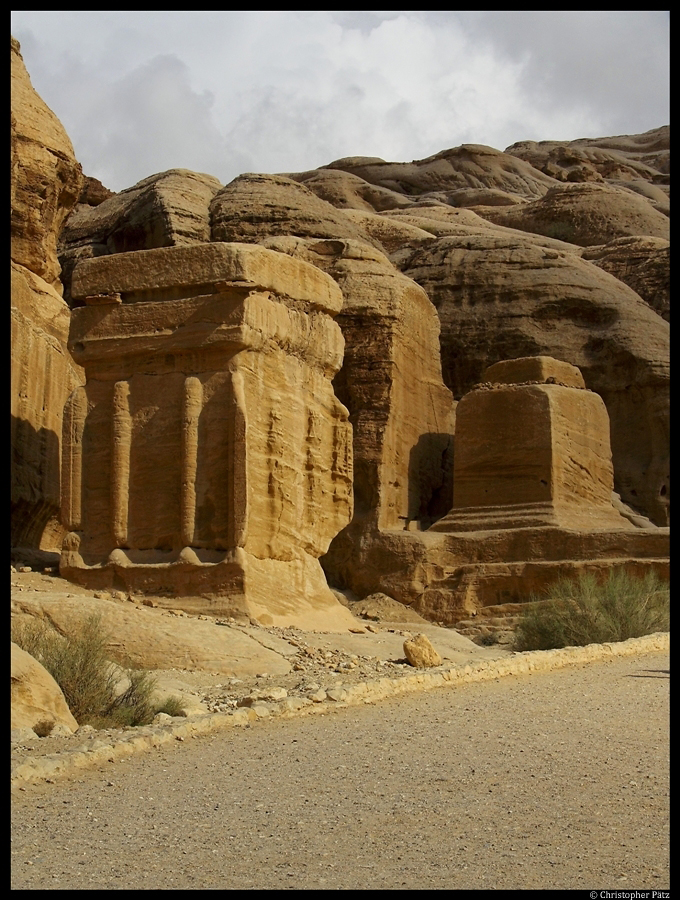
[284, 139, 670, 528]
[11, 37, 83, 291]
[58, 169, 223, 305]
[11, 38, 84, 550]
[10, 35, 669, 627]
[395, 231, 669, 526]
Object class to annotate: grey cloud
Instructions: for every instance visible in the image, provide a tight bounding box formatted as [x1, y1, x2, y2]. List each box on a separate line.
[60, 53, 249, 190]
[12, 11, 669, 192]
[444, 11, 670, 139]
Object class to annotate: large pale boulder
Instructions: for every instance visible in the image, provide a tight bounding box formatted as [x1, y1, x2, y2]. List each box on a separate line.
[58, 168, 223, 304]
[11, 37, 83, 291]
[12, 596, 292, 676]
[11, 642, 78, 732]
[399, 231, 669, 525]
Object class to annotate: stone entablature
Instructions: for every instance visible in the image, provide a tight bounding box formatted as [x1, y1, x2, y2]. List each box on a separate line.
[60, 243, 355, 629]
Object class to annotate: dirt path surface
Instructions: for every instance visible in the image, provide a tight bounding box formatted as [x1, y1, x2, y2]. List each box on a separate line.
[11, 652, 669, 891]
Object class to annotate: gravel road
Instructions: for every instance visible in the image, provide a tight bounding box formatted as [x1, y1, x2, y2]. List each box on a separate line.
[11, 652, 669, 891]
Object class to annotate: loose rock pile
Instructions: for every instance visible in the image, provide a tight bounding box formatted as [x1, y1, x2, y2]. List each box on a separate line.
[197, 624, 423, 714]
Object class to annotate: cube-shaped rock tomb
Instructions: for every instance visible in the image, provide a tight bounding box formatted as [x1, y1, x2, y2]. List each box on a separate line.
[432, 356, 632, 532]
[60, 243, 355, 629]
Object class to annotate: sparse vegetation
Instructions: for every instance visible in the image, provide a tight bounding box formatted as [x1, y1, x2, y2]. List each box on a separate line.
[478, 631, 500, 646]
[10, 614, 175, 728]
[513, 569, 670, 652]
[32, 719, 55, 737]
[154, 695, 187, 718]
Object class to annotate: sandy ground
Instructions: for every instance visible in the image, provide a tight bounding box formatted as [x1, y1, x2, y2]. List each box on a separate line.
[11, 651, 669, 890]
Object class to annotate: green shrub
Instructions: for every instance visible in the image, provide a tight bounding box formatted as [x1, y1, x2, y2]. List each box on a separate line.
[513, 569, 670, 652]
[11, 614, 159, 728]
[154, 695, 187, 718]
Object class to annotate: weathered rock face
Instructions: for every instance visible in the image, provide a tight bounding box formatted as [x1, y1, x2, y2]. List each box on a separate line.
[416, 358, 668, 621]
[11, 642, 78, 733]
[348, 203, 580, 259]
[11, 37, 83, 291]
[266, 239, 455, 527]
[398, 231, 669, 526]
[324, 245, 456, 534]
[209, 173, 381, 248]
[288, 167, 413, 213]
[320, 145, 557, 202]
[339, 358, 667, 623]
[340, 209, 437, 255]
[60, 243, 356, 630]
[78, 175, 116, 208]
[292, 146, 670, 529]
[476, 182, 670, 247]
[58, 168, 223, 305]
[256, 237, 456, 598]
[349, 592, 429, 624]
[506, 126, 669, 193]
[582, 236, 670, 323]
[11, 37, 85, 551]
[11, 264, 84, 549]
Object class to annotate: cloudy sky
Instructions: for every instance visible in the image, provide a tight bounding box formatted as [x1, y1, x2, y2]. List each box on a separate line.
[11, 11, 669, 193]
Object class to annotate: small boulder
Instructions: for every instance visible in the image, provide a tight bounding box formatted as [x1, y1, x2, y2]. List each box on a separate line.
[403, 633, 442, 668]
[237, 687, 288, 707]
[49, 723, 75, 737]
[11, 726, 38, 743]
[152, 712, 173, 725]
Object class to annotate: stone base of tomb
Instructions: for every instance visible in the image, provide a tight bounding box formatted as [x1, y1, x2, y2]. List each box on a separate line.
[411, 545, 670, 625]
[429, 501, 635, 533]
[61, 539, 357, 631]
[323, 524, 670, 625]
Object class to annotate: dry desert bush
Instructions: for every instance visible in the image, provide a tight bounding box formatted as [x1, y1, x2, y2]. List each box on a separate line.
[11, 613, 184, 727]
[513, 569, 669, 652]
